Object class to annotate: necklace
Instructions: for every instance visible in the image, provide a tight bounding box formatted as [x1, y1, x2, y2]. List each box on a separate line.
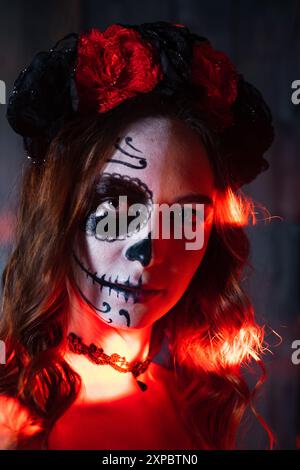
[67, 332, 151, 391]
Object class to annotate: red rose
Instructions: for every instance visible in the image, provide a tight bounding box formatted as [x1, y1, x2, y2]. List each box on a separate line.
[191, 42, 238, 129]
[75, 25, 163, 113]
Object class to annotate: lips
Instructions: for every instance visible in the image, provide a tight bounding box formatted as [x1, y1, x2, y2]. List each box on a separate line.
[72, 251, 163, 304]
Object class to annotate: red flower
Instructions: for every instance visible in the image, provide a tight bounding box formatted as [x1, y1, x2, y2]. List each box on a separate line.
[75, 25, 163, 113]
[191, 42, 238, 129]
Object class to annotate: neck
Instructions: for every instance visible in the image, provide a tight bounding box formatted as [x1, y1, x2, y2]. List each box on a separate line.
[66, 283, 152, 395]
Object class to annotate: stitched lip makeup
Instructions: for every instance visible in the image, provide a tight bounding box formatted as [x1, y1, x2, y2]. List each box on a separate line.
[72, 251, 164, 304]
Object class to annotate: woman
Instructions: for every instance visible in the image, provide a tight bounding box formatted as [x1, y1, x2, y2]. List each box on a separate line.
[0, 21, 274, 450]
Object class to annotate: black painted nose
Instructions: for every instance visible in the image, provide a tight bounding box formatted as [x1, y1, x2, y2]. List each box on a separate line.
[125, 232, 152, 267]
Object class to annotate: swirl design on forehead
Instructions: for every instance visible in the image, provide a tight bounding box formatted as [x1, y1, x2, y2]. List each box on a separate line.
[107, 136, 147, 169]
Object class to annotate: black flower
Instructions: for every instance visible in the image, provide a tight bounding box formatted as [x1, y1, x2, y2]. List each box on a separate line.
[220, 76, 274, 187]
[6, 33, 78, 162]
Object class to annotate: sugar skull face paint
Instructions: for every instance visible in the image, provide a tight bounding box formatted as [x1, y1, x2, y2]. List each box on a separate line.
[70, 116, 215, 329]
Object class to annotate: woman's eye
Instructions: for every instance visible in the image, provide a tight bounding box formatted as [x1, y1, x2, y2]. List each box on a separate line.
[181, 207, 207, 232]
[183, 208, 198, 224]
[96, 197, 128, 215]
[185, 209, 196, 222]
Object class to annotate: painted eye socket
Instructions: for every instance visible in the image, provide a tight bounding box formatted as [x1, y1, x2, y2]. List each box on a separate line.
[81, 172, 153, 240]
[82, 197, 150, 241]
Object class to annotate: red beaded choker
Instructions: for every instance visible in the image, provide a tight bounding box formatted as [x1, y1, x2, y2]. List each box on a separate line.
[67, 332, 151, 391]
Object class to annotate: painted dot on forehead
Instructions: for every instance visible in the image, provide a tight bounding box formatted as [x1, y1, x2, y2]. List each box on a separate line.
[107, 136, 147, 169]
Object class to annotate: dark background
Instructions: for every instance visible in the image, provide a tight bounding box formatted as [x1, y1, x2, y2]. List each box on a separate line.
[0, 0, 299, 449]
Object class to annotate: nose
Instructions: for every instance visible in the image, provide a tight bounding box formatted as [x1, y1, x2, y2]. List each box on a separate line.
[125, 232, 152, 267]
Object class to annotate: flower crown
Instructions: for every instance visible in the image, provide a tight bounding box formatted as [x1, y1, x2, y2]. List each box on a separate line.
[6, 21, 274, 188]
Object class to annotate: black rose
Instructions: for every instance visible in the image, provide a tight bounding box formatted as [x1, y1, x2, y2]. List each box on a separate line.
[220, 76, 274, 187]
[6, 33, 78, 161]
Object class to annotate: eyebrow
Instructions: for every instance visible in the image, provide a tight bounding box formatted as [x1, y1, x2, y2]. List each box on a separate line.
[173, 194, 214, 206]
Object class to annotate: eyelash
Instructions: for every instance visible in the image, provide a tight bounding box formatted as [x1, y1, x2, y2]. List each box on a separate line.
[95, 196, 137, 219]
[98, 197, 123, 210]
[172, 209, 199, 225]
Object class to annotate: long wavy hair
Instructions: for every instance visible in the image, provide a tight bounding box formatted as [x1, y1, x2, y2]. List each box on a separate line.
[0, 92, 273, 449]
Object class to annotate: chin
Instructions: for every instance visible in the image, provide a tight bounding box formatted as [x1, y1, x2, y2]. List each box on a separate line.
[96, 307, 166, 330]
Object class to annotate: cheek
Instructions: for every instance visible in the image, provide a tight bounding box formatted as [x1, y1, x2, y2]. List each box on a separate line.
[74, 231, 121, 271]
[164, 221, 213, 291]
[169, 246, 204, 287]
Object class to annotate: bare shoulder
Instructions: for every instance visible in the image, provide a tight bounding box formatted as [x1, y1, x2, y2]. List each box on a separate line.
[0, 395, 42, 450]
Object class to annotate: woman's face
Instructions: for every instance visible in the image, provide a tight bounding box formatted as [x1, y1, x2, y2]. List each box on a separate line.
[71, 116, 215, 329]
